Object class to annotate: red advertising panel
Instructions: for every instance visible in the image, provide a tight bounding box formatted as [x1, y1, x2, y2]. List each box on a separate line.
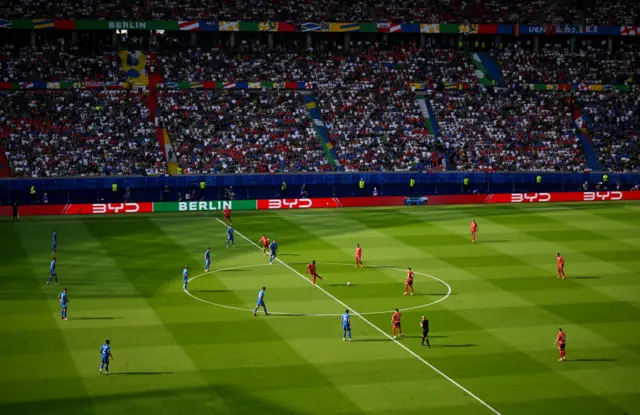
[69, 203, 153, 215]
[0, 202, 153, 216]
[256, 198, 340, 210]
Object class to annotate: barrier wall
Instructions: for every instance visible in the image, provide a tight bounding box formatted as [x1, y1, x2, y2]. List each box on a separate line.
[3, 191, 639, 217]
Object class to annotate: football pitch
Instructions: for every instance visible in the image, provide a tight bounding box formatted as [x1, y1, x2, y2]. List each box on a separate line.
[1, 203, 639, 415]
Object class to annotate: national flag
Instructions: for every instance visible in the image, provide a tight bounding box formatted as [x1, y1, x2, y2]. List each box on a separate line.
[165, 81, 178, 88]
[377, 23, 391, 33]
[0, 19, 12, 29]
[301, 22, 321, 32]
[223, 82, 236, 89]
[47, 82, 60, 89]
[21, 82, 34, 89]
[189, 82, 203, 89]
[389, 24, 402, 32]
[84, 81, 103, 89]
[330, 23, 359, 32]
[620, 26, 639, 36]
[420, 24, 439, 33]
[219, 21, 239, 31]
[200, 21, 219, 31]
[178, 21, 200, 31]
[258, 22, 278, 31]
[33, 19, 54, 29]
[304, 82, 313, 89]
[277, 22, 296, 32]
[248, 82, 261, 89]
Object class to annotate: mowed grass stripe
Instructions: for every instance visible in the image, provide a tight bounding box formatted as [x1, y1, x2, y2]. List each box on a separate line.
[95, 217, 370, 415]
[335, 208, 632, 414]
[227, 215, 506, 414]
[0, 225, 92, 414]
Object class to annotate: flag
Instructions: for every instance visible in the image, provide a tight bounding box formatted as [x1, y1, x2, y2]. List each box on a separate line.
[165, 82, 178, 88]
[620, 26, 639, 36]
[178, 21, 200, 31]
[248, 82, 261, 89]
[188, 82, 203, 89]
[377, 23, 390, 33]
[258, 22, 278, 31]
[33, 19, 54, 29]
[0, 19, 12, 29]
[277, 22, 296, 32]
[420, 24, 439, 33]
[301, 22, 321, 32]
[223, 82, 236, 89]
[219, 21, 239, 31]
[329, 23, 359, 32]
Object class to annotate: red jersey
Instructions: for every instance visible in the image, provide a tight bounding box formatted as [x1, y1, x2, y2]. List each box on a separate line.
[557, 256, 564, 268]
[223, 208, 231, 217]
[406, 270, 414, 284]
[355, 247, 362, 258]
[392, 311, 401, 323]
[470, 222, 477, 233]
[260, 236, 269, 246]
[557, 331, 566, 344]
[306, 263, 317, 275]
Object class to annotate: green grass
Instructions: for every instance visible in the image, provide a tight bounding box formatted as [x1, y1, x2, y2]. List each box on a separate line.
[1, 203, 639, 415]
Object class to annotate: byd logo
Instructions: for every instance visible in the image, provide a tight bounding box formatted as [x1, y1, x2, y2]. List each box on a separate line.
[92, 203, 141, 214]
[267, 199, 313, 209]
[510, 193, 551, 203]
[583, 192, 623, 201]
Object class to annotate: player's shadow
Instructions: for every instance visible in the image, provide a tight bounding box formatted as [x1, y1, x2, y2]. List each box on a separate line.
[196, 290, 229, 293]
[327, 283, 357, 287]
[354, 338, 394, 342]
[278, 253, 299, 256]
[111, 372, 174, 376]
[569, 358, 616, 362]
[75, 317, 122, 320]
[432, 344, 478, 348]
[404, 335, 449, 339]
[572, 276, 601, 279]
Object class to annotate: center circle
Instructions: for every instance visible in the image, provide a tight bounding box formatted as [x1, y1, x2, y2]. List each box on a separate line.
[184, 263, 451, 317]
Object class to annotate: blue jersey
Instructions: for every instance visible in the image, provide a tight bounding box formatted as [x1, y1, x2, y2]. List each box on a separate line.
[257, 289, 265, 304]
[183, 268, 189, 282]
[100, 344, 110, 360]
[341, 313, 351, 328]
[205, 250, 211, 262]
[227, 228, 234, 239]
[52, 232, 57, 244]
[50, 260, 56, 275]
[58, 292, 68, 306]
[269, 241, 278, 253]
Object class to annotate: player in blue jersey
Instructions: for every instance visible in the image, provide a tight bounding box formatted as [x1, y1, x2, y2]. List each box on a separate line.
[226, 226, 235, 248]
[58, 288, 69, 320]
[342, 309, 352, 342]
[99, 340, 114, 375]
[183, 266, 189, 290]
[269, 239, 278, 264]
[46, 257, 58, 285]
[52, 229, 57, 253]
[253, 286, 269, 316]
[204, 248, 211, 272]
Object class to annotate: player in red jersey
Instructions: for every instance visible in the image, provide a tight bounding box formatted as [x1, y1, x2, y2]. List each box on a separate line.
[404, 268, 415, 296]
[355, 244, 363, 268]
[554, 328, 567, 361]
[557, 253, 566, 279]
[223, 207, 232, 225]
[391, 309, 402, 339]
[258, 234, 269, 256]
[306, 260, 324, 287]
[470, 220, 478, 243]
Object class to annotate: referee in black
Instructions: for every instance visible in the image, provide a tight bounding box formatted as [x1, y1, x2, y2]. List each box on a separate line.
[12, 202, 19, 222]
[420, 315, 430, 347]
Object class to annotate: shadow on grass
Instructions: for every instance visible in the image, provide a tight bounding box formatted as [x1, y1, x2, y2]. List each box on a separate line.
[195, 290, 229, 293]
[279, 253, 299, 256]
[572, 276, 601, 279]
[569, 358, 616, 362]
[431, 344, 478, 348]
[354, 338, 393, 342]
[75, 317, 122, 320]
[327, 283, 357, 287]
[110, 372, 174, 376]
[404, 335, 449, 339]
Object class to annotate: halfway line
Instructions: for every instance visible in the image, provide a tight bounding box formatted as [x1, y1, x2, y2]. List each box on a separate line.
[215, 218, 502, 415]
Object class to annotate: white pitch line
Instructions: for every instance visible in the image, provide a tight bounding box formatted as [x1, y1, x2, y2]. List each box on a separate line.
[184, 262, 450, 316]
[215, 218, 502, 415]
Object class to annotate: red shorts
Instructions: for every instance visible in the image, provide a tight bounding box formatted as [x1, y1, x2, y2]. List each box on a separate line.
[393, 322, 401, 328]
[263, 244, 268, 248]
[559, 343, 566, 350]
[224, 215, 231, 219]
[405, 281, 413, 287]
[558, 266, 564, 271]
[356, 256, 361, 261]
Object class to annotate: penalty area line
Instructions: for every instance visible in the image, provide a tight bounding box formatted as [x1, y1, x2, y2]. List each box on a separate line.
[214, 218, 502, 415]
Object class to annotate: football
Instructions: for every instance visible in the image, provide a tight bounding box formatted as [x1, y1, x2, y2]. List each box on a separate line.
[347, 282, 351, 286]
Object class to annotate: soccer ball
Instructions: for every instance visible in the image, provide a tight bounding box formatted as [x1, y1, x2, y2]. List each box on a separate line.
[347, 282, 351, 286]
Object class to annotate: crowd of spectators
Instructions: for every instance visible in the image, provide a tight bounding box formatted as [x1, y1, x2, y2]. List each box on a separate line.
[158, 90, 329, 173]
[156, 36, 473, 88]
[3, 0, 640, 24]
[431, 88, 587, 171]
[0, 91, 166, 177]
[579, 92, 640, 171]
[316, 86, 445, 171]
[499, 39, 640, 86]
